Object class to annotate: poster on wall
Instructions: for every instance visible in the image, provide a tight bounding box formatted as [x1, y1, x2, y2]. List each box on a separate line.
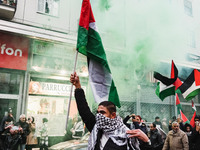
[29, 81, 86, 96]
[27, 96, 78, 136]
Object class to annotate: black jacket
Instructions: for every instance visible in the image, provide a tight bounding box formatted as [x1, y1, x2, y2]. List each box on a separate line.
[149, 129, 163, 150]
[15, 121, 30, 144]
[123, 115, 147, 135]
[74, 88, 134, 150]
[123, 115, 140, 130]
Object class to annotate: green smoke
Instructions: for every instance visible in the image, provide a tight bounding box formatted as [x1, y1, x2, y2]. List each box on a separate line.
[99, 0, 111, 11]
[92, 0, 190, 93]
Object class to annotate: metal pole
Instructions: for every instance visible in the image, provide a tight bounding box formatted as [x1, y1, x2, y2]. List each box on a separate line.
[65, 51, 79, 130]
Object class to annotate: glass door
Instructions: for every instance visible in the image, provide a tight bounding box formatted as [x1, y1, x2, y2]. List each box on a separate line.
[0, 71, 24, 122]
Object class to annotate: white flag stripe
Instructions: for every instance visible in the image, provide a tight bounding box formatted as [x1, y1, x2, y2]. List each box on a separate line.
[159, 81, 174, 92]
[89, 22, 98, 32]
[89, 59, 112, 103]
[182, 82, 200, 99]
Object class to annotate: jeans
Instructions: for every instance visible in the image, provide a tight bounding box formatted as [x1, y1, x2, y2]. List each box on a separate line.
[19, 143, 26, 150]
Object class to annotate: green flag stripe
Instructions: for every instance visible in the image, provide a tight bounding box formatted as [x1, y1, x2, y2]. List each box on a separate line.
[108, 80, 120, 108]
[77, 26, 111, 72]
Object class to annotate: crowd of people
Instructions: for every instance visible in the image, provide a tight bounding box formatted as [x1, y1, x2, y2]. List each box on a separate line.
[70, 72, 200, 150]
[0, 110, 48, 150]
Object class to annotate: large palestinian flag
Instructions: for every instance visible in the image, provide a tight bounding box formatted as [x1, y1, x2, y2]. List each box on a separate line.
[154, 60, 178, 101]
[77, 0, 120, 107]
[176, 69, 200, 101]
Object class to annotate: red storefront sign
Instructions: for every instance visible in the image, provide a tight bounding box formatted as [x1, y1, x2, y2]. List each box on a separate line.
[0, 32, 29, 70]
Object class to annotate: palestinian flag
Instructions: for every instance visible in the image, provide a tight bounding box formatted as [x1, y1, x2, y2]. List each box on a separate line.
[192, 100, 197, 113]
[176, 69, 200, 101]
[176, 93, 182, 115]
[180, 110, 190, 124]
[190, 100, 197, 128]
[77, 0, 120, 107]
[154, 60, 178, 101]
[171, 61, 182, 90]
[190, 111, 197, 128]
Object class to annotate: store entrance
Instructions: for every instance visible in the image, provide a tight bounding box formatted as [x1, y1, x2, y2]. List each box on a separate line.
[0, 71, 24, 123]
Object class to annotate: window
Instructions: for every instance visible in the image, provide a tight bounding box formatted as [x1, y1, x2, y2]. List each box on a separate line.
[0, 0, 17, 7]
[184, 0, 193, 16]
[37, 0, 59, 17]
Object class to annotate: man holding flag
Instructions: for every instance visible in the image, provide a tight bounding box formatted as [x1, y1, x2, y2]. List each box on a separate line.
[70, 73, 149, 150]
[70, 0, 150, 149]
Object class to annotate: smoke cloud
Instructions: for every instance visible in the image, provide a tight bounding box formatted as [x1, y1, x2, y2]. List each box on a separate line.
[91, 0, 192, 92]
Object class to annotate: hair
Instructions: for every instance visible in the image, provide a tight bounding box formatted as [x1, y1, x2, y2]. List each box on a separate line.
[155, 116, 160, 119]
[152, 123, 156, 128]
[98, 101, 116, 114]
[31, 116, 35, 123]
[172, 121, 179, 126]
[19, 114, 26, 119]
[43, 118, 48, 123]
[172, 116, 176, 120]
[136, 115, 142, 121]
[5, 117, 12, 122]
[194, 115, 200, 121]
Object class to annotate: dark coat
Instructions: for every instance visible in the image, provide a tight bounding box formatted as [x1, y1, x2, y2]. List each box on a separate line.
[74, 88, 134, 150]
[15, 121, 30, 144]
[149, 129, 163, 150]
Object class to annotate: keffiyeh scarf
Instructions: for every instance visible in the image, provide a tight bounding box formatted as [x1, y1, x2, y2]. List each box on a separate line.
[88, 113, 140, 150]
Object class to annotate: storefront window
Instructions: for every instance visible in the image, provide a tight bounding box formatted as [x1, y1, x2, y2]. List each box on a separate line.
[27, 78, 86, 137]
[0, 72, 21, 94]
[27, 95, 68, 136]
[0, 99, 17, 123]
[37, 0, 59, 16]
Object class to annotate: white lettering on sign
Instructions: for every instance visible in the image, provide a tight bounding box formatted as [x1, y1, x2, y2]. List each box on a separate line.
[0, 44, 22, 57]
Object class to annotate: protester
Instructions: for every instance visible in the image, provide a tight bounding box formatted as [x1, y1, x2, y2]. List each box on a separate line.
[190, 115, 200, 150]
[184, 123, 193, 150]
[70, 72, 150, 150]
[153, 116, 162, 129]
[149, 123, 163, 150]
[70, 116, 85, 139]
[136, 115, 148, 135]
[123, 114, 141, 130]
[39, 118, 48, 150]
[0, 108, 15, 133]
[15, 114, 30, 150]
[162, 121, 189, 150]
[168, 116, 176, 131]
[3, 121, 22, 150]
[161, 118, 168, 134]
[26, 116, 38, 150]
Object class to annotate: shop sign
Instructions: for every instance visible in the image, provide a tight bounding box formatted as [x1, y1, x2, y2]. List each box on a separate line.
[29, 81, 86, 96]
[0, 32, 29, 70]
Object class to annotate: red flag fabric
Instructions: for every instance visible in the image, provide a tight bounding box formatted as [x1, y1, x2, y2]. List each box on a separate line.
[170, 60, 182, 90]
[180, 110, 190, 124]
[190, 111, 197, 128]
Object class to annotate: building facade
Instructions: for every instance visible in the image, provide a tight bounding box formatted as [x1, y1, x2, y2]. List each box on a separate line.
[1, 0, 200, 146]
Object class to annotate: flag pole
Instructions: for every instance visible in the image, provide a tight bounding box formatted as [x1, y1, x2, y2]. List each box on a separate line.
[65, 50, 79, 130]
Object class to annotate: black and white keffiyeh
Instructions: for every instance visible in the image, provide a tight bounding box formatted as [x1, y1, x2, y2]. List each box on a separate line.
[88, 113, 140, 150]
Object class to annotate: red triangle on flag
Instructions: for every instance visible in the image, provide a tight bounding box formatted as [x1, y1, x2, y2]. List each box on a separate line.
[194, 69, 200, 86]
[180, 110, 189, 123]
[170, 60, 182, 90]
[79, 0, 95, 30]
[176, 93, 180, 105]
[190, 111, 197, 128]
[171, 60, 175, 78]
